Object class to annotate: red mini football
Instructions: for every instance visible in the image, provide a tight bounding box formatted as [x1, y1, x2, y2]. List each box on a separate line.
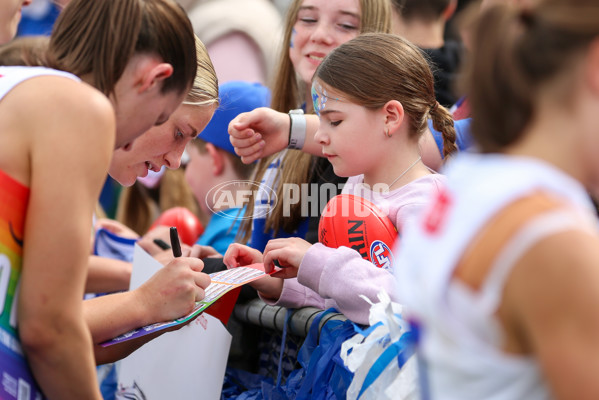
[150, 207, 204, 246]
[318, 194, 398, 270]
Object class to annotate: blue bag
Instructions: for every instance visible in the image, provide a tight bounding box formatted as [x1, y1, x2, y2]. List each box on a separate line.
[222, 308, 358, 400]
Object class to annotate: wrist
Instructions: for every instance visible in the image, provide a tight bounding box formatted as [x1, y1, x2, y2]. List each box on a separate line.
[287, 109, 306, 150]
[255, 276, 283, 301]
[130, 286, 156, 327]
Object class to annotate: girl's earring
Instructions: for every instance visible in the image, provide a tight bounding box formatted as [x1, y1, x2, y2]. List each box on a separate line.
[385, 127, 392, 138]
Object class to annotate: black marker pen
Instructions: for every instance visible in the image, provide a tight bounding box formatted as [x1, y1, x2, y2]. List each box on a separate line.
[153, 238, 171, 251]
[169, 227, 182, 257]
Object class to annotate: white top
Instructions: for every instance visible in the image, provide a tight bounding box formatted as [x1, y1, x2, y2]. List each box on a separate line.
[0, 64, 80, 400]
[396, 153, 598, 400]
[0, 66, 79, 99]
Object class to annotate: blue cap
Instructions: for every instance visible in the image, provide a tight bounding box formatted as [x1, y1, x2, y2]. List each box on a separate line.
[198, 81, 271, 155]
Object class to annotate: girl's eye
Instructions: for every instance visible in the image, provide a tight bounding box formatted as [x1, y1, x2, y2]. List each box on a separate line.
[330, 120, 342, 127]
[176, 129, 184, 138]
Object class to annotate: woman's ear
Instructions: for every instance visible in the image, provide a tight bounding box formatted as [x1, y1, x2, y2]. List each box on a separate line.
[443, 0, 458, 21]
[206, 143, 225, 176]
[383, 100, 405, 135]
[137, 61, 174, 94]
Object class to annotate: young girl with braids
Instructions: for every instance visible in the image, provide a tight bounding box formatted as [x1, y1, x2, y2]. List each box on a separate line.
[397, 0, 599, 398]
[225, 33, 457, 325]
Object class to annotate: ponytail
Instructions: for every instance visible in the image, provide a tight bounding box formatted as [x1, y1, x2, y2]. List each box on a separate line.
[429, 100, 458, 158]
[465, 0, 599, 152]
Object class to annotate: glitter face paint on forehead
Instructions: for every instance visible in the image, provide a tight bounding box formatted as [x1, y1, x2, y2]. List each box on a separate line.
[311, 80, 341, 116]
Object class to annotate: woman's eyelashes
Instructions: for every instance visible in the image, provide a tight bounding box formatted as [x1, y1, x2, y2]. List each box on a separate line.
[299, 16, 317, 24]
[338, 22, 357, 31]
[297, 15, 357, 32]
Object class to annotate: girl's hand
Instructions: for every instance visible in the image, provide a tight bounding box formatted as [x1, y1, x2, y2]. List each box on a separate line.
[223, 244, 284, 298]
[188, 244, 222, 259]
[137, 225, 171, 256]
[136, 257, 210, 323]
[153, 243, 195, 266]
[263, 238, 311, 279]
[223, 243, 263, 269]
[228, 107, 289, 164]
[249, 275, 284, 302]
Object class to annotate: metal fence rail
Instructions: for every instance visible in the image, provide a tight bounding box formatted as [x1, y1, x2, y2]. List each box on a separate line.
[232, 299, 348, 382]
[234, 298, 347, 337]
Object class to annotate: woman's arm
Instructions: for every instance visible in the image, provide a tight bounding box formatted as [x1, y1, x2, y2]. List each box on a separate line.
[19, 77, 113, 399]
[504, 229, 599, 399]
[86, 255, 132, 293]
[85, 256, 210, 362]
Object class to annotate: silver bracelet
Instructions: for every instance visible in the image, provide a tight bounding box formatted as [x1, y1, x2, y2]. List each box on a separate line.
[287, 109, 306, 150]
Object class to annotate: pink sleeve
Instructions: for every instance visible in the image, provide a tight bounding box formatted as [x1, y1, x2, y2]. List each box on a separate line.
[259, 277, 326, 310]
[297, 243, 399, 325]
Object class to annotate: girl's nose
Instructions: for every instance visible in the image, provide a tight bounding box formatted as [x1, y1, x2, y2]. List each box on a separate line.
[314, 127, 329, 145]
[310, 21, 334, 46]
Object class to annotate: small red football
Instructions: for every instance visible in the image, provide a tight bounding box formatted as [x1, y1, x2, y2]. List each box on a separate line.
[150, 207, 204, 246]
[318, 194, 398, 270]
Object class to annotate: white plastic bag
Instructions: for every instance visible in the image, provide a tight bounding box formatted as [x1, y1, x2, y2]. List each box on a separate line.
[340, 290, 419, 400]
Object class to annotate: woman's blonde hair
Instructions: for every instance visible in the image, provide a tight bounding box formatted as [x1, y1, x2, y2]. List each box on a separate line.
[183, 37, 219, 107]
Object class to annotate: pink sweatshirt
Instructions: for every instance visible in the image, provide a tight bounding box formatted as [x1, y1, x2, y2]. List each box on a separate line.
[261, 173, 447, 325]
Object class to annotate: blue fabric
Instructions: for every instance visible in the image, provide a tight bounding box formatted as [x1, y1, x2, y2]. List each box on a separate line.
[249, 215, 310, 253]
[97, 363, 119, 400]
[92, 229, 137, 400]
[17, 3, 60, 37]
[356, 331, 416, 399]
[199, 81, 271, 154]
[98, 177, 122, 219]
[196, 207, 243, 254]
[276, 310, 294, 387]
[93, 228, 137, 263]
[291, 309, 355, 400]
[221, 309, 357, 400]
[409, 319, 431, 400]
[221, 368, 275, 399]
[429, 117, 473, 157]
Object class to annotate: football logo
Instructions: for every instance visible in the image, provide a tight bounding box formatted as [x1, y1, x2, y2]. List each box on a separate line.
[369, 240, 394, 270]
